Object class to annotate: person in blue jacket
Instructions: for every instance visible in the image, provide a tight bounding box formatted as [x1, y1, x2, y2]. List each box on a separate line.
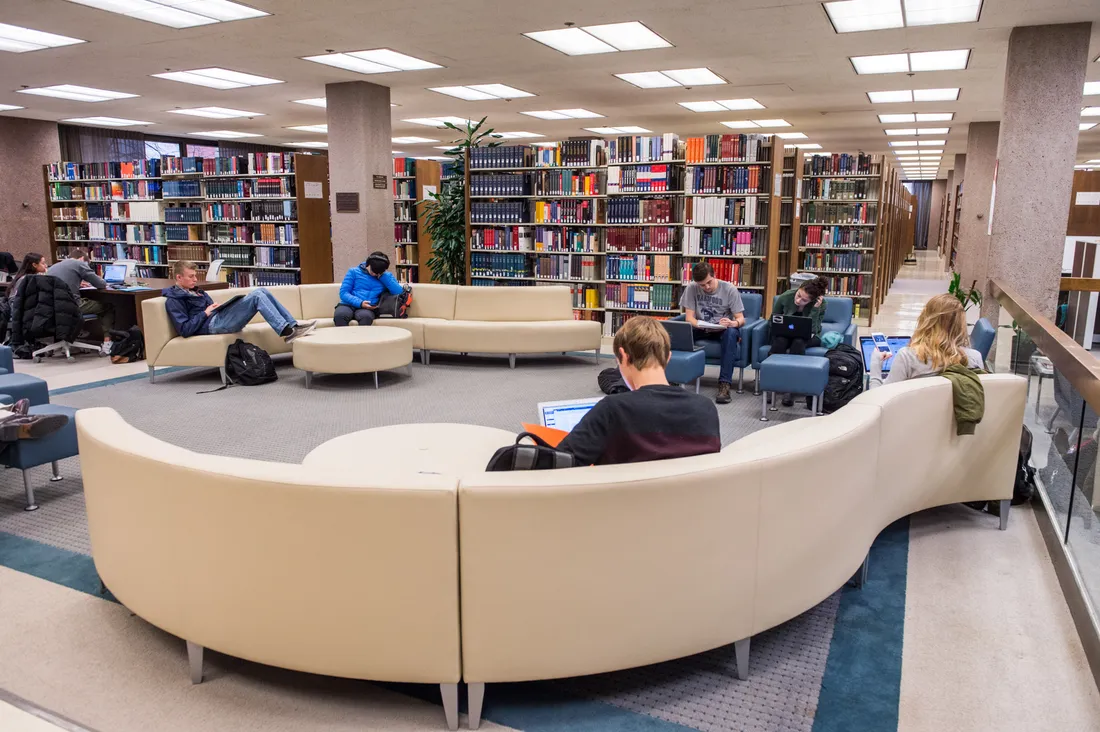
[335, 251, 405, 326]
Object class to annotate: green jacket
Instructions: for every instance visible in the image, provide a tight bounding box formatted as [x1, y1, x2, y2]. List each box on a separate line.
[941, 365, 985, 435]
[773, 288, 826, 337]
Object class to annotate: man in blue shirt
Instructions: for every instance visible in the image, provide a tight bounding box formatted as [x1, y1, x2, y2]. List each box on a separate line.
[335, 251, 405, 326]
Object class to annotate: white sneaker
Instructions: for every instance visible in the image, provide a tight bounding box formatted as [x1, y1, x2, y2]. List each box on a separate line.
[100, 341, 112, 356]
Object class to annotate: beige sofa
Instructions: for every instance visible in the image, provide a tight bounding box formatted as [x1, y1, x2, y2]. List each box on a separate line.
[141, 283, 602, 382]
[76, 374, 1026, 730]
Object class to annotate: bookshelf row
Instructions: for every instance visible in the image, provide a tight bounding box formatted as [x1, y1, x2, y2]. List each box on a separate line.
[459, 136, 907, 331]
[391, 157, 442, 284]
[44, 153, 332, 286]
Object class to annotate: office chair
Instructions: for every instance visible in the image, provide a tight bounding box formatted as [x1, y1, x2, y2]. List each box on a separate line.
[32, 315, 102, 362]
[207, 258, 225, 282]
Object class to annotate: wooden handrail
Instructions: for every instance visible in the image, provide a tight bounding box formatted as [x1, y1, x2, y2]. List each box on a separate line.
[991, 279, 1100, 414]
[1060, 277, 1100, 292]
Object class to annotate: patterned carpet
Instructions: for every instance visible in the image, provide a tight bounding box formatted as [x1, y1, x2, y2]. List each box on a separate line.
[0, 354, 907, 732]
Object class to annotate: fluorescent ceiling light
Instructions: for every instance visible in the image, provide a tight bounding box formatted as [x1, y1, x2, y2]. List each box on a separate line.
[776, 132, 808, 139]
[433, 146, 456, 150]
[879, 113, 915, 123]
[0, 103, 25, 111]
[495, 131, 544, 139]
[824, 0, 903, 33]
[617, 68, 725, 88]
[522, 109, 602, 120]
[293, 98, 327, 108]
[303, 49, 441, 74]
[190, 130, 262, 138]
[1074, 165, 1096, 169]
[532, 141, 560, 147]
[63, 116, 151, 126]
[681, 98, 764, 112]
[430, 84, 533, 100]
[851, 53, 910, 75]
[910, 49, 970, 72]
[885, 128, 917, 135]
[1087, 159, 1100, 163]
[168, 106, 262, 118]
[584, 126, 651, 134]
[0, 22, 85, 52]
[1086, 82, 1100, 96]
[153, 67, 282, 89]
[918, 139, 946, 145]
[404, 117, 474, 128]
[413, 156, 451, 161]
[392, 151, 404, 155]
[752, 119, 790, 127]
[868, 90, 914, 103]
[524, 21, 669, 56]
[65, 0, 268, 28]
[896, 156, 921, 161]
[18, 84, 137, 102]
[1081, 122, 1097, 131]
[721, 120, 760, 129]
[287, 124, 328, 133]
[392, 136, 438, 144]
[905, 0, 983, 27]
[785, 143, 823, 149]
[914, 87, 960, 101]
[1082, 107, 1100, 117]
[917, 127, 949, 134]
[680, 101, 725, 112]
[890, 141, 919, 147]
[917, 112, 954, 121]
[716, 98, 764, 110]
[289, 141, 328, 148]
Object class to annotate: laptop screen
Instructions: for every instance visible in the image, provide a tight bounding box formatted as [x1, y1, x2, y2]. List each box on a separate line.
[538, 398, 603, 432]
[859, 336, 911, 373]
[103, 264, 127, 283]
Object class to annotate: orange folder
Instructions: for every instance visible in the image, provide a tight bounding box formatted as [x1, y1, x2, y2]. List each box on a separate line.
[521, 423, 568, 448]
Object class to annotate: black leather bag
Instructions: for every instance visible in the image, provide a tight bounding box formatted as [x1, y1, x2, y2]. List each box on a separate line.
[486, 432, 577, 471]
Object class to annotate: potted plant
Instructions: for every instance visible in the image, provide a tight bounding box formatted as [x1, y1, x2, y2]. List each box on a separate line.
[948, 271, 981, 311]
[419, 117, 501, 284]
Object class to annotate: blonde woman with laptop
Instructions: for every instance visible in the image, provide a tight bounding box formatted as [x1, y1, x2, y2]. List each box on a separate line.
[871, 293, 984, 387]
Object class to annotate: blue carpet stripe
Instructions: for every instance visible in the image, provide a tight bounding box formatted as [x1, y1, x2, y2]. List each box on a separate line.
[48, 367, 188, 397]
[0, 530, 115, 602]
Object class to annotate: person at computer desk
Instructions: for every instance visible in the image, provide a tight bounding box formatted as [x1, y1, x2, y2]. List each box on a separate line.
[556, 316, 721, 466]
[771, 275, 828, 356]
[870, 293, 983, 387]
[7, 252, 47, 308]
[45, 248, 115, 355]
[680, 262, 745, 405]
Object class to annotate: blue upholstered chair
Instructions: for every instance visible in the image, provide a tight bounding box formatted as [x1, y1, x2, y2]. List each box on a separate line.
[0, 402, 79, 511]
[0, 346, 49, 406]
[970, 318, 995, 364]
[669, 291, 763, 392]
[748, 297, 859, 393]
[0, 344, 11, 376]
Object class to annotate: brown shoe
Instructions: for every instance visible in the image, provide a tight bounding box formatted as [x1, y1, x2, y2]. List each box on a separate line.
[9, 398, 30, 416]
[716, 382, 732, 404]
[0, 413, 68, 442]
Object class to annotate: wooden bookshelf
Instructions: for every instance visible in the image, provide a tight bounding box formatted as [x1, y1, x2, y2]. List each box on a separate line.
[392, 158, 441, 284]
[949, 183, 963, 269]
[46, 153, 331, 287]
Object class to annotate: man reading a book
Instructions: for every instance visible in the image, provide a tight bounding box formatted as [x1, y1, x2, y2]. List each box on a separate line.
[556, 316, 720, 466]
[680, 262, 745, 405]
[163, 261, 315, 341]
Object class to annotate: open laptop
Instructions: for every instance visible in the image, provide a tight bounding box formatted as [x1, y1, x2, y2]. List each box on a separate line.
[537, 397, 603, 433]
[660, 320, 704, 352]
[771, 314, 813, 340]
[103, 263, 128, 287]
[858, 335, 911, 373]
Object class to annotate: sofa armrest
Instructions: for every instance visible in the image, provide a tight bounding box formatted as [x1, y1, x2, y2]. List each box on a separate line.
[0, 345, 13, 375]
[749, 319, 771, 368]
[843, 323, 858, 347]
[0, 394, 13, 406]
[669, 314, 687, 322]
[140, 297, 176, 367]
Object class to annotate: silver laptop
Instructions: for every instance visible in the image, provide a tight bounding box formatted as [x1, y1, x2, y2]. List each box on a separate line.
[537, 397, 603, 432]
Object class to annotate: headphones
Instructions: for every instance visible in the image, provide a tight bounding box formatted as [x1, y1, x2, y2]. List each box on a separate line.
[366, 251, 390, 274]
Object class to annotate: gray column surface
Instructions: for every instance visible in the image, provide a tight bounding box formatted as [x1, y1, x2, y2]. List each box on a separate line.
[983, 23, 1092, 320]
[955, 122, 1000, 293]
[326, 81, 394, 278]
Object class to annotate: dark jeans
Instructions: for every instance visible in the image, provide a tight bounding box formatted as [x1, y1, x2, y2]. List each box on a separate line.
[694, 325, 740, 384]
[771, 334, 821, 356]
[80, 297, 114, 338]
[334, 304, 378, 326]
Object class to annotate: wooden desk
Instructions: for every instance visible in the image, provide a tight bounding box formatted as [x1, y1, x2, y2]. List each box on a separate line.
[80, 279, 229, 332]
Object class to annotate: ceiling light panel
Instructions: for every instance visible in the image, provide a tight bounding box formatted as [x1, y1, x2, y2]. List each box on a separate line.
[890, 141, 919, 147]
[851, 53, 910, 75]
[909, 49, 971, 71]
[905, 0, 983, 27]
[522, 109, 603, 119]
[752, 119, 790, 127]
[721, 120, 760, 129]
[63, 116, 151, 126]
[918, 139, 946, 145]
[1083, 107, 1100, 117]
[914, 87, 960, 101]
[153, 67, 282, 89]
[0, 22, 85, 52]
[430, 85, 532, 100]
[403, 117, 474, 127]
[917, 112, 954, 121]
[1086, 82, 1100, 96]
[824, 0, 904, 33]
[868, 90, 913, 103]
[680, 98, 763, 112]
[18, 84, 137, 102]
[680, 101, 726, 112]
[879, 113, 916, 123]
[615, 71, 680, 89]
[287, 124, 327, 133]
[0, 104, 25, 111]
[65, 0, 268, 28]
[293, 98, 326, 107]
[584, 126, 652, 134]
[303, 49, 441, 74]
[785, 143, 823, 149]
[776, 132, 808, 139]
[190, 130, 262, 138]
[1081, 122, 1097, 131]
[168, 106, 262, 118]
[524, 21, 670, 56]
[392, 136, 438, 144]
[495, 131, 543, 139]
[616, 68, 725, 88]
[885, 128, 917, 135]
[916, 127, 949, 134]
[289, 141, 328, 148]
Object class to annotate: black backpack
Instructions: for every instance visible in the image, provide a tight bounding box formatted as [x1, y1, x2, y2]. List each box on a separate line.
[598, 367, 629, 395]
[224, 339, 277, 386]
[376, 285, 413, 319]
[486, 432, 577, 471]
[108, 326, 145, 364]
[822, 343, 864, 414]
[1013, 425, 1036, 505]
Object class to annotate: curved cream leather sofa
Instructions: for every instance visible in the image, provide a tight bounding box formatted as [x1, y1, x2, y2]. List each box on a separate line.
[141, 283, 602, 381]
[76, 374, 1025, 730]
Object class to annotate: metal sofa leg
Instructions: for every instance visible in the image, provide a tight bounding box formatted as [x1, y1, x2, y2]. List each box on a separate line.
[440, 683, 459, 730]
[812, 394, 820, 416]
[148, 365, 156, 383]
[999, 499, 1010, 531]
[734, 637, 750, 680]
[50, 461, 62, 482]
[737, 367, 744, 394]
[374, 372, 380, 390]
[420, 349, 428, 365]
[594, 347, 600, 365]
[304, 371, 312, 389]
[187, 641, 203, 684]
[22, 470, 37, 511]
[760, 391, 769, 422]
[853, 553, 869, 588]
[425, 350, 431, 366]
[509, 353, 516, 369]
[219, 366, 228, 385]
[695, 377, 701, 394]
[468, 682, 486, 730]
[753, 372, 760, 396]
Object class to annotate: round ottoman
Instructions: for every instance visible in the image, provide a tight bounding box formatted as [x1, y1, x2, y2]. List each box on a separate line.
[303, 423, 516, 477]
[292, 327, 414, 389]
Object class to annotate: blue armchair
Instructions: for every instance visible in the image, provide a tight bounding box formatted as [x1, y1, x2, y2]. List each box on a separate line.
[0, 344, 12, 376]
[970, 318, 995, 364]
[670, 292, 763, 392]
[749, 296, 859, 393]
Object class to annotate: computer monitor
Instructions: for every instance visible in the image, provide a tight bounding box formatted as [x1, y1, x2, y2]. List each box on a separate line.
[537, 397, 603, 432]
[103, 264, 128, 284]
[858, 335, 911, 373]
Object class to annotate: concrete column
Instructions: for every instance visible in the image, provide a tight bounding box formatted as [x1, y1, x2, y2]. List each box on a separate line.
[326, 80, 393, 278]
[954, 122, 1000, 293]
[0, 118, 60, 260]
[983, 23, 1092, 320]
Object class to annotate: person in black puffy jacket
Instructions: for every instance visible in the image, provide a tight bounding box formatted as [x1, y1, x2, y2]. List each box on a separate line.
[10, 274, 83, 354]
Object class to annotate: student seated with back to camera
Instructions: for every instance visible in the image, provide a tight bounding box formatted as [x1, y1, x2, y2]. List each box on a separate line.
[163, 261, 315, 341]
[556, 316, 721, 466]
[335, 250, 405, 326]
[680, 262, 745, 405]
[871, 293, 984, 387]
